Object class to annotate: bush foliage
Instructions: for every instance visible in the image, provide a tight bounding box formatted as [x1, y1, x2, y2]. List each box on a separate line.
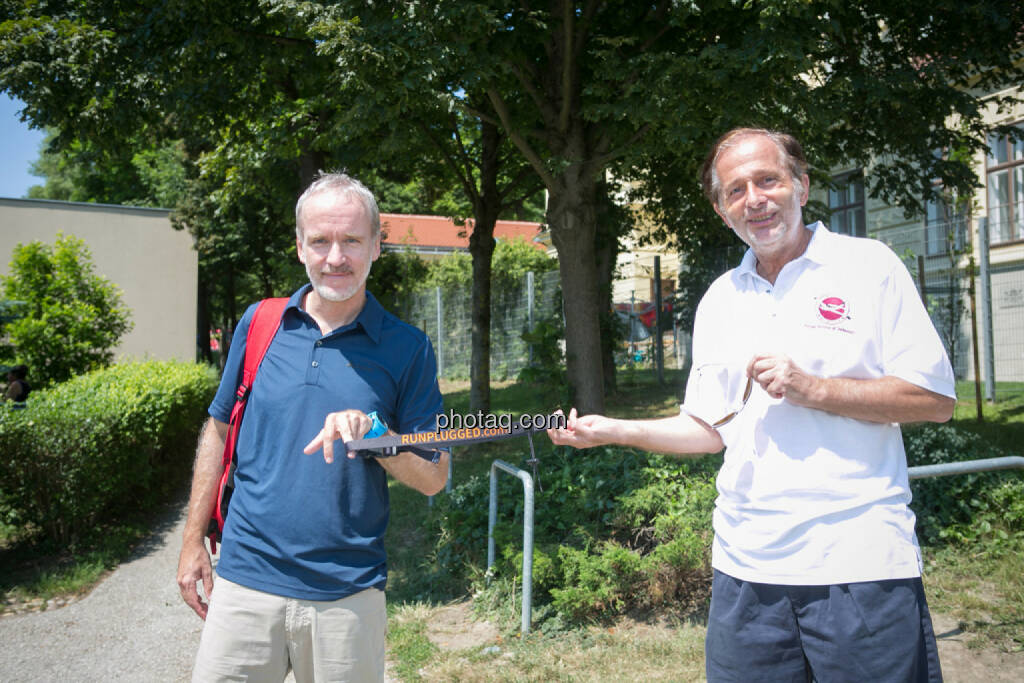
[0, 361, 218, 545]
[905, 424, 1024, 554]
[432, 447, 719, 623]
[426, 423, 1023, 625]
[1, 234, 132, 387]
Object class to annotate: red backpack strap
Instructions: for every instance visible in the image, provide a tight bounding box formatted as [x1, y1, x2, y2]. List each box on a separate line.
[208, 297, 289, 553]
[237, 297, 290, 405]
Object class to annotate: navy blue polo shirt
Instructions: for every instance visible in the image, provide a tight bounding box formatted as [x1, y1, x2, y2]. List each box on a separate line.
[208, 286, 443, 600]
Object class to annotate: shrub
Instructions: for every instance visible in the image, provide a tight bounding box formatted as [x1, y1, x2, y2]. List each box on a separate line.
[0, 361, 218, 545]
[1, 234, 133, 387]
[432, 448, 718, 623]
[906, 423, 1024, 554]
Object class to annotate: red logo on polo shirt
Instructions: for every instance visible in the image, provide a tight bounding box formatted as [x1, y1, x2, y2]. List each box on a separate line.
[817, 296, 850, 323]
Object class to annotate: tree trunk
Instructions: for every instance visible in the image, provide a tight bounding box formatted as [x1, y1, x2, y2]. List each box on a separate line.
[594, 181, 621, 395]
[548, 176, 606, 415]
[468, 120, 501, 414]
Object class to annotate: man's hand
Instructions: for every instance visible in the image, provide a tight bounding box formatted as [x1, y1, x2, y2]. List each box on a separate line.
[303, 409, 374, 463]
[747, 352, 822, 405]
[546, 408, 614, 449]
[177, 541, 214, 620]
[746, 352, 955, 423]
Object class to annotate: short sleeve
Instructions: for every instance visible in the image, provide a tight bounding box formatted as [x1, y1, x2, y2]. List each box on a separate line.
[879, 262, 956, 399]
[395, 334, 445, 460]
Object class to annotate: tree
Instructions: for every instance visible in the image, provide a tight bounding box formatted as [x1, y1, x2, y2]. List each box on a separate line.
[27, 129, 188, 208]
[377, 1, 1024, 413]
[5, 0, 1022, 413]
[1, 234, 132, 387]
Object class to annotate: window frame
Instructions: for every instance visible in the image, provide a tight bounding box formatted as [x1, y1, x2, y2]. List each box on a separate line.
[828, 170, 866, 238]
[986, 122, 1024, 246]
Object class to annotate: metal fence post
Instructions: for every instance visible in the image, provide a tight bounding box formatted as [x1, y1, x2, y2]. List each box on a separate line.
[654, 255, 664, 384]
[527, 270, 535, 365]
[487, 459, 535, 636]
[435, 286, 444, 378]
[977, 217, 995, 402]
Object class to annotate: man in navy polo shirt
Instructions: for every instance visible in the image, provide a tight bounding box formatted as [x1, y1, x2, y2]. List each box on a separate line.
[177, 173, 448, 682]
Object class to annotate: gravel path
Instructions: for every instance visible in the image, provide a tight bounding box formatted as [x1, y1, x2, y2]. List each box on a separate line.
[0, 502, 202, 682]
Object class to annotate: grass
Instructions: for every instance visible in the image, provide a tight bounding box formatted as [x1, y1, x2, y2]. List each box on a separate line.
[415, 617, 706, 682]
[0, 513, 159, 612]
[923, 545, 1024, 652]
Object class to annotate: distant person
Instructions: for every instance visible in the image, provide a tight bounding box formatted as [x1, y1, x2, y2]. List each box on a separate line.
[4, 365, 30, 405]
[549, 127, 955, 682]
[177, 173, 448, 682]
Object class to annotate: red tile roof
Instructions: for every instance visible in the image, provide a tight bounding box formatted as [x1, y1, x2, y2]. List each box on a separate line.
[380, 214, 544, 251]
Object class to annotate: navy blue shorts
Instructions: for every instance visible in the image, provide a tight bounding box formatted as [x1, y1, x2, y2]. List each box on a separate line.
[705, 570, 943, 682]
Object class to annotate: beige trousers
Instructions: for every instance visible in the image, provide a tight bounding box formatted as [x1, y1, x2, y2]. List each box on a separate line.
[192, 577, 386, 683]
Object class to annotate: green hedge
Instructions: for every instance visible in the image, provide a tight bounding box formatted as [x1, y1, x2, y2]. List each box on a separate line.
[0, 361, 218, 545]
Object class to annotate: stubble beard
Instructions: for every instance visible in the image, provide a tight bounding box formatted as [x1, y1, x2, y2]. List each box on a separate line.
[307, 263, 368, 303]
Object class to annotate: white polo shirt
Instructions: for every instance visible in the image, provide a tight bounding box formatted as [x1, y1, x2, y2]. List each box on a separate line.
[682, 222, 956, 585]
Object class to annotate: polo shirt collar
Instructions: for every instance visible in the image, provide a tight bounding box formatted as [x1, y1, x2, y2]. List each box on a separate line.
[735, 221, 829, 283]
[287, 284, 385, 343]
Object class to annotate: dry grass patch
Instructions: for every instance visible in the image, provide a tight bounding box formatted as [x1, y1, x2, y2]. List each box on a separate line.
[415, 614, 705, 682]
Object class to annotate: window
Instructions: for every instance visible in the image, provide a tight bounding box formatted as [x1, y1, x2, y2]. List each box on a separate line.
[925, 194, 966, 256]
[829, 172, 865, 237]
[986, 123, 1024, 244]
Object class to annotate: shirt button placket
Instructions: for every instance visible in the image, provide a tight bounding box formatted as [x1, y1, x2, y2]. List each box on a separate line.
[307, 338, 324, 384]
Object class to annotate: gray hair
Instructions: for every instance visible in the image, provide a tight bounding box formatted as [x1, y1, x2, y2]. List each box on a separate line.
[295, 172, 381, 238]
[700, 127, 809, 206]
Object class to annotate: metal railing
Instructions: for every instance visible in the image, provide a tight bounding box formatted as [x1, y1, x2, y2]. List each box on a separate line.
[908, 456, 1024, 480]
[487, 459, 535, 636]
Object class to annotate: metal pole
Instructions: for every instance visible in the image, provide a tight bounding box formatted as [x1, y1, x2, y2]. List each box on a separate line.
[968, 257, 983, 422]
[435, 286, 444, 378]
[487, 459, 535, 635]
[917, 254, 927, 306]
[977, 217, 995, 402]
[654, 256, 664, 385]
[427, 446, 454, 508]
[673, 317, 679, 368]
[527, 271, 535, 365]
[629, 291, 636, 361]
[908, 456, 1024, 480]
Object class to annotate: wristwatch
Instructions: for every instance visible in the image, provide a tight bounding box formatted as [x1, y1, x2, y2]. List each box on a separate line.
[365, 411, 389, 439]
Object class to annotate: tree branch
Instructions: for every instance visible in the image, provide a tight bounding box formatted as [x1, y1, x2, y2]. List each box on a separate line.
[416, 119, 479, 206]
[590, 122, 652, 171]
[559, 0, 574, 134]
[487, 88, 556, 190]
[497, 166, 541, 204]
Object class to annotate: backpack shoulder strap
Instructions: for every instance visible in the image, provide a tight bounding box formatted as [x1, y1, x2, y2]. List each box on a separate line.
[237, 297, 289, 402]
[209, 297, 289, 554]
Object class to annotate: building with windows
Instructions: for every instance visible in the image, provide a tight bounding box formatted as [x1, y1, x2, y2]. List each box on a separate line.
[823, 87, 1024, 383]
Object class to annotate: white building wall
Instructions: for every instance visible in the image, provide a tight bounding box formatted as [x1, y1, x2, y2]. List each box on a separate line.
[0, 198, 198, 362]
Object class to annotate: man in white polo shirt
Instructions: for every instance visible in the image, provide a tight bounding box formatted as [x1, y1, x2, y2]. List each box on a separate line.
[548, 127, 955, 682]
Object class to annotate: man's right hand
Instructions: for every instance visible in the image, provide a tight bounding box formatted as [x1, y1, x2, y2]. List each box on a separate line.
[177, 542, 214, 620]
[546, 408, 614, 449]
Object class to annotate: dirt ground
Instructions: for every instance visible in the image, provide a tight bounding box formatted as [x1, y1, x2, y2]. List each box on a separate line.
[424, 602, 1024, 682]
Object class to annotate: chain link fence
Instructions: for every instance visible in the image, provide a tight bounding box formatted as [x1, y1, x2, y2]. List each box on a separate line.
[871, 218, 1024, 392]
[393, 270, 562, 381]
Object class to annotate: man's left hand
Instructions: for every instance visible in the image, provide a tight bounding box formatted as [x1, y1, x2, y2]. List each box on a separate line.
[303, 410, 374, 463]
[747, 353, 822, 406]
